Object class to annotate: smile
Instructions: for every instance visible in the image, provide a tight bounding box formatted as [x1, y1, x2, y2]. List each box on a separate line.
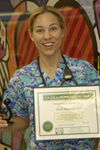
[43, 43, 54, 47]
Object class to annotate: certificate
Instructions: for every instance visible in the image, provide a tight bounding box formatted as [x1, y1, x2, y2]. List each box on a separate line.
[33, 85, 100, 141]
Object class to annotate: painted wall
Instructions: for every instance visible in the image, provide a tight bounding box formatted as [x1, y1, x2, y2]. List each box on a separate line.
[0, 0, 100, 149]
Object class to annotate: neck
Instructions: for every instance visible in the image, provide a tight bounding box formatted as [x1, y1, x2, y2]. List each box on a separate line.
[39, 53, 62, 79]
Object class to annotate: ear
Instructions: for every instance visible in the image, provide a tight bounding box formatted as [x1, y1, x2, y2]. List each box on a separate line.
[61, 28, 65, 39]
[28, 29, 34, 41]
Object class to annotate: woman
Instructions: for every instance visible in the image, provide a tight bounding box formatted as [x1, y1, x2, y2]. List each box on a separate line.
[0, 5, 100, 150]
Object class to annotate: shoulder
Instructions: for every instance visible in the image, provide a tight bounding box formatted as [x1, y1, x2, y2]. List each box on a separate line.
[63, 55, 93, 68]
[13, 60, 38, 76]
[9, 60, 38, 84]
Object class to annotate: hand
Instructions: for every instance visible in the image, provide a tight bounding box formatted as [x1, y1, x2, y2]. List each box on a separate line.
[0, 113, 8, 132]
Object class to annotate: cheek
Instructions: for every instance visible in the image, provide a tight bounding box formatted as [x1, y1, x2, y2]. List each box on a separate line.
[53, 31, 64, 40]
[56, 35, 63, 42]
[33, 35, 43, 43]
[34, 37, 42, 49]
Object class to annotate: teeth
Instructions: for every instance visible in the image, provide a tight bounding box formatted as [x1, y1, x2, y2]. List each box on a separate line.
[43, 43, 53, 46]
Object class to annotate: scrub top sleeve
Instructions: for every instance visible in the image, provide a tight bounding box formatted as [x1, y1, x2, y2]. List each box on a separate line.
[84, 61, 100, 84]
[3, 75, 29, 118]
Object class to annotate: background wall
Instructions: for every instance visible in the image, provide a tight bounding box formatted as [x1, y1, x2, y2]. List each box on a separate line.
[0, 0, 100, 149]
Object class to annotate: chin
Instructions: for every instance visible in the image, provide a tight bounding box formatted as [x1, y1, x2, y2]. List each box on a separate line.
[44, 52, 55, 57]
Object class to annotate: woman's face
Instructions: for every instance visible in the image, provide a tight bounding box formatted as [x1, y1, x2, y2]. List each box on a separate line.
[29, 12, 64, 57]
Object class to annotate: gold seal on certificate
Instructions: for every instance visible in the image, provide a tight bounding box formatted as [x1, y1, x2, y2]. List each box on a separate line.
[33, 85, 100, 141]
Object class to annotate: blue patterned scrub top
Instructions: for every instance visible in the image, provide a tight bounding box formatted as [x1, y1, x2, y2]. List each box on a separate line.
[4, 55, 100, 150]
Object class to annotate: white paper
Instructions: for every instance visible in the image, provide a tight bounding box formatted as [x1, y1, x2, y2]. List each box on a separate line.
[34, 86, 100, 141]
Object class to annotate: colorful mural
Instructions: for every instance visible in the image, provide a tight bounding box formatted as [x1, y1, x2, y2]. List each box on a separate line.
[0, 0, 100, 149]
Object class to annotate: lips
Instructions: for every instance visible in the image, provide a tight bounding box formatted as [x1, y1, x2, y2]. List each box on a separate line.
[42, 42, 54, 47]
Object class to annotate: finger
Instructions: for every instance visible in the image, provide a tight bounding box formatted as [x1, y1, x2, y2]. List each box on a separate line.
[0, 113, 5, 116]
[0, 116, 2, 120]
[0, 125, 8, 128]
[0, 113, 7, 120]
[0, 119, 8, 128]
[1, 114, 7, 119]
[0, 123, 8, 127]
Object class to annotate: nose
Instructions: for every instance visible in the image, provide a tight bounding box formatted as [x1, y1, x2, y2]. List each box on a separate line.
[44, 30, 51, 40]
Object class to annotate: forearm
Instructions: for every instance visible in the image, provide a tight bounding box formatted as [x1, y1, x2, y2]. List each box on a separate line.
[0, 115, 29, 132]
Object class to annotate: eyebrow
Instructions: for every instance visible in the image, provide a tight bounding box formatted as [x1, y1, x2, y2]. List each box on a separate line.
[34, 23, 59, 29]
[50, 23, 59, 26]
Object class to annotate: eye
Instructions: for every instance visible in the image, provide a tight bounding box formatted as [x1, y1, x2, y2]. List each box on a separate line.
[50, 27, 57, 31]
[37, 29, 43, 33]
